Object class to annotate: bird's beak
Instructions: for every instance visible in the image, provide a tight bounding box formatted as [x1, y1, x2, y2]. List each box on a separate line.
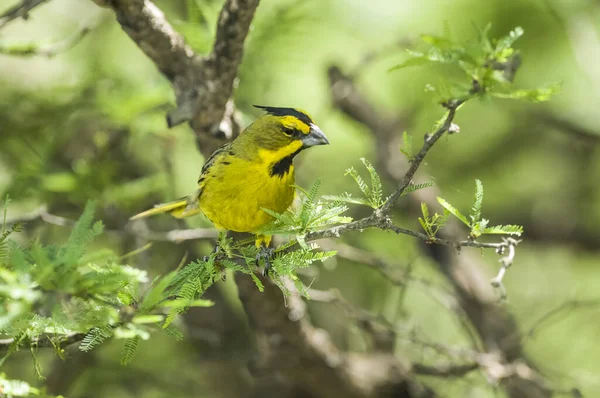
[302, 124, 330, 147]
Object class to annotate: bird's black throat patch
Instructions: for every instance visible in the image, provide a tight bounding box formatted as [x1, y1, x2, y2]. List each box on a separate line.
[270, 149, 302, 178]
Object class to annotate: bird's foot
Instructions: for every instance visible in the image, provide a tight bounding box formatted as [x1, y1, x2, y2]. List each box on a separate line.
[255, 246, 275, 277]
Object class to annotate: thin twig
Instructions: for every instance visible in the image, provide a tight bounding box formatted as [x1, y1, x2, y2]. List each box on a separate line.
[380, 102, 463, 214]
[308, 288, 396, 352]
[524, 299, 600, 341]
[412, 361, 479, 377]
[306, 208, 514, 251]
[0, 0, 49, 30]
[322, 240, 463, 314]
[1, 205, 218, 242]
[0, 25, 91, 57]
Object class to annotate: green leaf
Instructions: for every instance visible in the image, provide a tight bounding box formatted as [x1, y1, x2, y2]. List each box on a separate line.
[139, 271, 177, 312]
[132, 315, 164, 324]
[388, 53, 431, 71]
[344, 166, 371, 198]
[299, 178, 322, 225]
[493, 26, 524, 55]
[401, 182, 435, 197]
[249, 271, 265, 292]
[322, 193, 371, 207]
[163, 324, 184, 341]
[418, 202, 432, 236]
[41, 172, 78, 192]
[483, 224, 523, 236]
[361, 158, 383, 208]
[400, 131, 413, 158]
[161, 299, 214, 308]
[58, 200, 103, 268]
[79, 326, 113, 352]
[491, 83, 561, 102]
[437, 197, 470, 226]
[121, 335, 141, 365]
[470, 179, 484, 223]
[421, 202, 430, 221]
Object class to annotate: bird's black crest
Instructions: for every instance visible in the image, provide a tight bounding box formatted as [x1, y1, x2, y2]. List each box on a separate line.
[254, 105, 313, 127]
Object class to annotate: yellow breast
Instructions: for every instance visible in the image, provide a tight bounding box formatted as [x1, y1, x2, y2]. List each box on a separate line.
[199, 155, 296, 233]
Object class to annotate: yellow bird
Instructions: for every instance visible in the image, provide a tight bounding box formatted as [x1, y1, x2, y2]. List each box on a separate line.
[130, 105, 329, 274]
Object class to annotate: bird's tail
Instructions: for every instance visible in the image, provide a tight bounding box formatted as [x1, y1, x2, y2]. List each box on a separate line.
[129, 197, 201, 220]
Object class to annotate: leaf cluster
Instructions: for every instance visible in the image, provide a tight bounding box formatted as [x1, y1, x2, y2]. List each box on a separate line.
[0, 199, 189, 372]
[390, 25, 560, 103]
[435, 179, 523, 239]
[260, 178, 352, 248]
[324, 158, 434, 210]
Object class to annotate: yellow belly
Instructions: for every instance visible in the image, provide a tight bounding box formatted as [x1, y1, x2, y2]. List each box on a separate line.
[199, 157, 295, 233]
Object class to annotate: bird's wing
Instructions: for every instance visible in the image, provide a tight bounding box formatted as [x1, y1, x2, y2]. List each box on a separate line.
[197, 142, 233, 186]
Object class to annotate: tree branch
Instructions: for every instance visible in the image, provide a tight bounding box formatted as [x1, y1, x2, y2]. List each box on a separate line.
[94, 0, 258, 154]
[0, 333, 86, 352]
[2, 205, 218, 242]
[92, 0, 197, 81]
[189, 0, 260, 135]
[326, 64, 551, 398]
[380, 104, 461, 214]
[411, 362, 478, 378]
[236, 274, 435, 398]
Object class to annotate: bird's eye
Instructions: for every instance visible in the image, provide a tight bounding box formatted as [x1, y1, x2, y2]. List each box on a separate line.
[282, 127, 295, 137]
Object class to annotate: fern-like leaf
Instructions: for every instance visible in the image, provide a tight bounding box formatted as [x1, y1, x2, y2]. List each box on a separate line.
[299, 179, 322, 226]
[400, 131, 413, 159]
[401, 182, 435, 197]
[322, 193, 371, 207]
[58, 200, 103, 268]
[163, 324, 184, 341]
[79, 326, 113, 352]
[470, 179, 484, 223]
[139, 271, 177, 313]
[121, 335, 140, 365]
[483, 224, 523, 236]
[360, 158, 382, 207]
[345, 166, 371, 199]
[437, 197, 469, 226]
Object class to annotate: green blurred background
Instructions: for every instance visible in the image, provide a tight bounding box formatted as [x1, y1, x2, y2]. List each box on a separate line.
[1, 0, 599, 396]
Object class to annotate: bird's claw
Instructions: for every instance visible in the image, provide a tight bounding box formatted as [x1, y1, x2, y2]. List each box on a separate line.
[255, 246, 275, 276]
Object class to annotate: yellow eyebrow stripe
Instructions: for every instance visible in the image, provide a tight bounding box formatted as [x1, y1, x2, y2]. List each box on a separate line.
[280, 115, 310, 134]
